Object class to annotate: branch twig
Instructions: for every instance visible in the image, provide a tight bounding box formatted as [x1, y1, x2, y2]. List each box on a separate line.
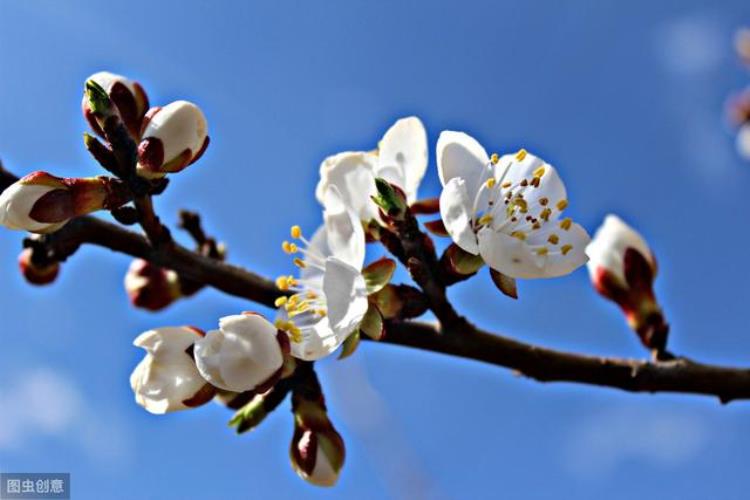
[3, 165, 750, 403]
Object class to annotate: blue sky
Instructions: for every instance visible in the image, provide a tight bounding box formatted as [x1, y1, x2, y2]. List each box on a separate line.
[1, 1, 750, 499]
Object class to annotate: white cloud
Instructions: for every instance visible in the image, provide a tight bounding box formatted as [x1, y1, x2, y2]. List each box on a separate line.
[562, 404, 709, 480]
[0, 368, 130, 463]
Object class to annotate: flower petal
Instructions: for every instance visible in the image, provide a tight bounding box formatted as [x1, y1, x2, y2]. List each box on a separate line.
[477, 227, 543, 279]
[439, 177, 479, 254]
[315, 151, 379, 222]
[323, 185, 366, 270]
[436, 131, 490, 188]
[377, 116, 428, 203]
[527, 222, 590, 278]
[323, 257, 368, 340]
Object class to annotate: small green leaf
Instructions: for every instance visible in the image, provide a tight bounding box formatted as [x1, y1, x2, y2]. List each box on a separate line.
[489, 268, 518, 299]
[338, 329, 360, 359]
[372, 178, 407, 219]
[228, 394, 267, 434]
[369, 284, 401, 319]
[84, 79, 112, 115]
[362, 257, 396, 294]
[360, 303, 384, 340]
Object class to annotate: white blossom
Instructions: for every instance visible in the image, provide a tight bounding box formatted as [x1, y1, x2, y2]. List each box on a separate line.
[275, 186, 368, 360]
[315, 117, 427, 222]
[437, 131, 590, 279]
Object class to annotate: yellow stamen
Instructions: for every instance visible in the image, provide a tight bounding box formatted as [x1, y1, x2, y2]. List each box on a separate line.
[316, 309, 327, 317]
[536, 247, 549, 256]
[490, 153, 499, 164]
[559, 218, 572, 230]
[290, 225, 302, 239]
[502, 181, 512, 188]
[540, 208, 552, 221]
[306, 291, 318, 299]
[530, 177, 540, 188]
[515, 149, 528, 161]
[532, 221, 541, 230]
[539, 197, 549, 206]
[293, 257, 306, 268]
[478, 214, 493, 225]
[533, 166, 546, 178]
[274, 296, 288, 307]
[511, 231, 527, 241]
[547, 234, 560, 245]
[485, 178, 496, 189]
[561, 244, 573, 255]
[275, 276, 290, 291]
[282, 241, 298, 254]
[556, 199, 568, 211]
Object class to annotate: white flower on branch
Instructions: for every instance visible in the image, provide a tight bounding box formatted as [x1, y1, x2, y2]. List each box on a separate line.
[315, 116, 428, 222]
[130, 326, 214, 414]
[275, 186, 368, 360]
[136, 100, 210, 179]
[82, 71, 149, 139]
[193, 313, 285, 392]
[437, 131, 590, 279]
[586, 215, 668, 351]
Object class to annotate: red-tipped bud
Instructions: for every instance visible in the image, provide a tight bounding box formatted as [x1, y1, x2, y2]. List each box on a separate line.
[82, 71, 149, 139]
[124, 259, 181, 311]
[586, 215, 668, 352]
[18, 248, 59, 286]
[290, 388, 345, 487]
[136, 101, 209, 179]
[0, 172, 127, 234]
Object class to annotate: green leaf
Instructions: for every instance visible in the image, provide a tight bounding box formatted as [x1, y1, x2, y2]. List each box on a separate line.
[359, 303, 385, 340]
[372, 178, 407, 219]
[228, 394, 268, 434]
[489, 268, 518, 299]
[447, 244, 484, 275]
[362, 257, 396, 294]
[84, 79, 112, 115]
[338, 329, 360, 359]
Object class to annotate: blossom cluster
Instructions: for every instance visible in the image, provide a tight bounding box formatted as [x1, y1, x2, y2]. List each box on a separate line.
[0, 71, 671, 487]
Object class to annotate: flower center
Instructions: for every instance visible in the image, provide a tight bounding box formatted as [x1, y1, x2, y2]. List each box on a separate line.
[275, 225, 329, 342]
[472, 149, 576, 258]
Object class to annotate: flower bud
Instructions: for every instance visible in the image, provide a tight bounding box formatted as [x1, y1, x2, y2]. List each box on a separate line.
[193, 313, 284, 393]
[130, 326, 215, 414]
[290, 380, 345, 488]
[124, 259, 181, 311]
[82, 71, 149, 139]
[586, 215, 668, 352]
[737, 123, 750, 161]
[136, 101, 209, 179]
[0, 172, 127, 234]
[18, 248, 59, 286]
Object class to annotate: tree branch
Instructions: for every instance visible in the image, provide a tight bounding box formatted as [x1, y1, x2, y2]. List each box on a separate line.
[41, 216, 750, 404]
[3, 165, 750, 403]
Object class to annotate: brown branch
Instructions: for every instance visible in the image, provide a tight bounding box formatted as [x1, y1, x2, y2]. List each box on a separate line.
[37, 215, 750, 404]
[4, 163, 750, 403]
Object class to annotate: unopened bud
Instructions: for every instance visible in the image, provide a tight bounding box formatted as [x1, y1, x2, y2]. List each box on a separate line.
[82, 71, 149, 139]
[124, 259, 181, 311]
[0, 172, 127, 233]
[18, 248, 59, 286]
[586, 215, 668, 352]
[136, 101, 209, 179]
[290, 381, 345, 487]
[130, 326, 215, 414]
[193, 313, 284, 393]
